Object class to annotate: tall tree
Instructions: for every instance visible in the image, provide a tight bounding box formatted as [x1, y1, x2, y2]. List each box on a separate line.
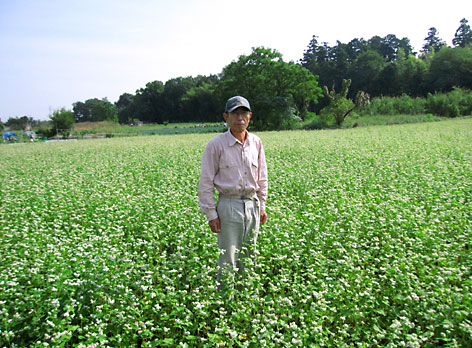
[349, 50, 386, 96]
[395, 49, 428, 96]
[91, 99, 118, 122]
[115, 93, 135, 124]
[428, 46, 472, 91]
[160, 77, 196, 122]
[50, 108, 75, 137]
[181, 75, 220, 122]
[73, 99, 99, 122]
[397, 37, 415, 57]
[452, 18, 472, 48]
[367, 34, 414, 61]
[219, 47, 322, 129]
[321, 79, 370, 126]
[422, 27, 446, 54]
[302, 34, 418, 101]
[73, 98, 117, 123]
[302, 37, 368, 108]
[5, 116, 35, 130]
[72, 102, 86, 122]
[345, 38, 367, 61]
[127, 76, 219, 124]
[133, 81, 165, 123]
[301, 36, 338, 90]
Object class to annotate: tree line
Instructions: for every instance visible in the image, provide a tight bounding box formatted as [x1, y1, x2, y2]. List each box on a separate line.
[301, 19, 472, 111]
[2, 18, 471, 132]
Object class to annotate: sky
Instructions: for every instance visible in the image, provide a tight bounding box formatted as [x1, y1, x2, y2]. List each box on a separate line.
[0, 0, 470, 121]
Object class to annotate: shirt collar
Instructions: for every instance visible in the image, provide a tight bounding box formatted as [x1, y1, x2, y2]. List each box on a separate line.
[225, 129, 251, 147]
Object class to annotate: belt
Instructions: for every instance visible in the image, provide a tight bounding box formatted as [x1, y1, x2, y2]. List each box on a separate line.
[219, 192, 258, 200]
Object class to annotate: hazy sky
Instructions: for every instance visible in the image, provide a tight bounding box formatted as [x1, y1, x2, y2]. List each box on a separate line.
[1, 0, 470, 121]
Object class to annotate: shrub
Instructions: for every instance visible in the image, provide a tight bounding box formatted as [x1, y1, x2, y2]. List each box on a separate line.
[426, 88, 472, 117]
[426, 93, 460, 117]
[302, 114, 329, 129]
[50, 108, 75, 138]
[361, 95, 426, 116]
[361, 89, 472, 118]
[35, 127, 52, 139]
[251, 96, 300, 131]
[319, 97, 355, 126]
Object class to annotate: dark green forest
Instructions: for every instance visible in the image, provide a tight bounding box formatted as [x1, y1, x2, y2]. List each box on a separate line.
[3, 18, 472, 131]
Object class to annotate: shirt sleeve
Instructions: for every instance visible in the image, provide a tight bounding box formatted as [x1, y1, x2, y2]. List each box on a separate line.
[257, 141, 268, 211]
[198, 141, 219, 221]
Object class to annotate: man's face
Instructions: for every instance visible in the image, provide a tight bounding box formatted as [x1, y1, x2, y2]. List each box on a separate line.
[224, 107, 252, 133]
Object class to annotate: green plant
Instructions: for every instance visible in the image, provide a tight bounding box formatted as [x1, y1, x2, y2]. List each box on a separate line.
[1, 118, 471, 347]
[426, 88, 472, 117]
[49, 108, 75, 138]
[361, 95, 427, 116]
[321, 79, 369, 126]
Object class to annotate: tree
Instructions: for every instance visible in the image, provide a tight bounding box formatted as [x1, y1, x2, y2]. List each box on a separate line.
[73, 99, 101, 122]
[72, 101, 92, 122]
[422, 27, 446, 54]
[219, 47, 322, 129]
[91, 99, 118, 122]
[345, 38, 367, 61]
[428, 46, 472, 91]
[395, 49, 428, 96]
[453, 18, 472, 48]
[349, 50, 386, 96]
[5, 116, 35, 130]
[50, 108, 74, 137]
[115, 93, 135, 124]
[376, 48, 428, 96]
[73, 98, 118, 123]
[250, 96, 298, 130]
[367, 34, 414, 61]
[128, 76, 220, 124]
[181, 76, 220, 122]
[301, 36, 340, 92]
[133, 81, 165, 123]
[301, 34, 417, 101]
[160, 77, 196, 123]
[321, 79, 369, 126]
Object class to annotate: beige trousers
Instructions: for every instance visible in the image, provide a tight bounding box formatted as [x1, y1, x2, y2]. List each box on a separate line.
[216, 196, 260, 290]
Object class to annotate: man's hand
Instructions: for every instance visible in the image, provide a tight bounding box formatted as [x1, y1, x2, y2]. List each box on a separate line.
[208, 218, 220, 233]
[260, 210, 267, 225]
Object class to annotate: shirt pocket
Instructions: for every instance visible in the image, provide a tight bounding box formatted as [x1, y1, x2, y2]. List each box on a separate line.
[219, 157, 238, 181]
[250, 157, 259, 179]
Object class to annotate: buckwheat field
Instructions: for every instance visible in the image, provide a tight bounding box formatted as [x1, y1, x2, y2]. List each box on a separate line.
[1, 118, 471, 347]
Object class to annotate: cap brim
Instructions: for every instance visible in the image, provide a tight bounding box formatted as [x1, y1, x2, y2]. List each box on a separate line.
[227, 105, 251, 113]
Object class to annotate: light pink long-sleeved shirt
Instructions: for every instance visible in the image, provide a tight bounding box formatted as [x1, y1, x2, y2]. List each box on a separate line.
[198, 130, 268, 221]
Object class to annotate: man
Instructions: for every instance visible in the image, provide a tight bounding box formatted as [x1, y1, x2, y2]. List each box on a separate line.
[198, 96, 268, 290]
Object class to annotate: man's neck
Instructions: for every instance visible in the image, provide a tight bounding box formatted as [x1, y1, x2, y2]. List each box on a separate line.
[230, 129, 247, 144]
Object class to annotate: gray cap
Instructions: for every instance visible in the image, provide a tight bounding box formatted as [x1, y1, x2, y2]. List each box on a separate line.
[225, 96, 251, 113]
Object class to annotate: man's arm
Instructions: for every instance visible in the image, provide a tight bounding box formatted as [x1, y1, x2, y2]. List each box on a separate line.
[257, 141, 268, 225]
[198, 141, 219, 223]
